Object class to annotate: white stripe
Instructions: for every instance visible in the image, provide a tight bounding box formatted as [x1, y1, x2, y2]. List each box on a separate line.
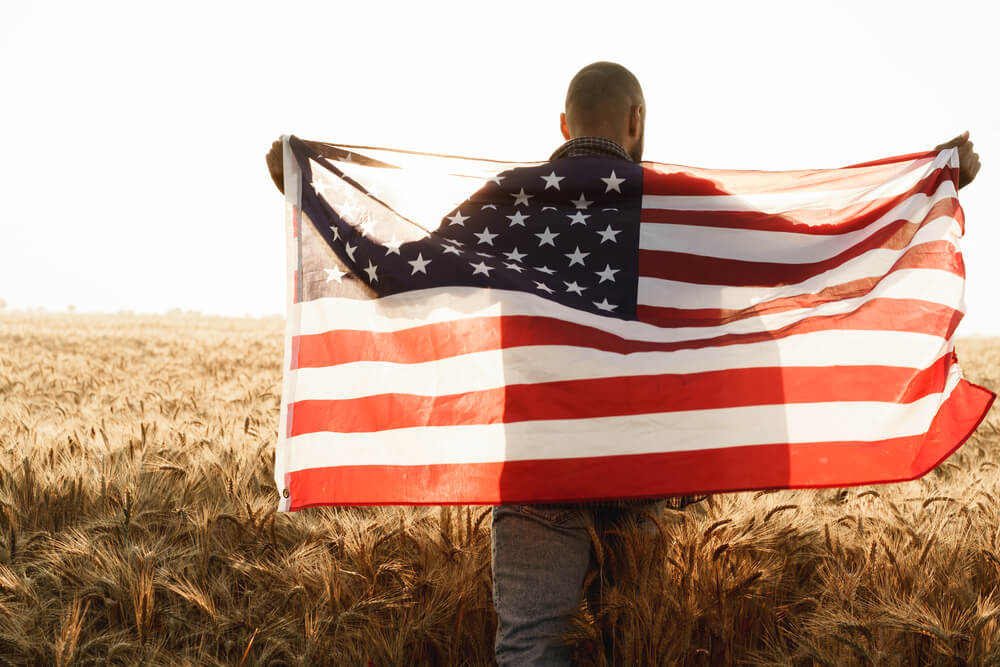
[639, 181, 957, 262]
[638, 268, 964, 337]
[642, 156, 936, 195]
[640, 149, 951, 214]
[289, 330, 950, 401]
[637, 215, 962, 310]
[291, 266, 964, 345]
[324, 145, 533, 176]
[285, 369, 961, 469]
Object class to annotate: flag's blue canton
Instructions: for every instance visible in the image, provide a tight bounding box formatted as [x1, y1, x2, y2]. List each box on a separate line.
[296, 143, 643, 319]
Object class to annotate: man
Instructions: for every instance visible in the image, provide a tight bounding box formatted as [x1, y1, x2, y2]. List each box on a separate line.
[265, 61, 981, 665]
[489, 62, 662, 666]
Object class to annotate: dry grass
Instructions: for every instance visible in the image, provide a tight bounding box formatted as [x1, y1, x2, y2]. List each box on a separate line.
[0, 313, 997, 666]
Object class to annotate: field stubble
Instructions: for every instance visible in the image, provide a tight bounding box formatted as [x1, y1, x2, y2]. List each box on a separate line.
[0, 314, 998, 665]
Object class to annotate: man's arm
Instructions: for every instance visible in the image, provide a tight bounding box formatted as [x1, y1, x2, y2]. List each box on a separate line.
[266, 134, 979, 194]
[266, 139, 284, 195]
[935, 131, 981, 189]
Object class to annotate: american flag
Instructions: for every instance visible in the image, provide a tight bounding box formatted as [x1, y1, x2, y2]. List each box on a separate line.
[275, 136, 994, 511]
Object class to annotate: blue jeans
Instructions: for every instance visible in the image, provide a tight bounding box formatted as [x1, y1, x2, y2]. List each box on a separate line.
[491, 502, 667, 666]
[491, 504, 592, 666]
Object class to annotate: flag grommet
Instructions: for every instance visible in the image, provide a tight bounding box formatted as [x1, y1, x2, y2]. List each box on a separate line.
[282, 488, 290, 499]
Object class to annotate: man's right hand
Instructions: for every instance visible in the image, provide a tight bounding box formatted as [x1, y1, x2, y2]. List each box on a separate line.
[266, 139, 285, 195]
[935, 131, 981, 189]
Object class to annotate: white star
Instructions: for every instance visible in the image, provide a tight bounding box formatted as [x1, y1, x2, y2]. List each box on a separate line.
[565, 247, 589, 266]
[363, 260, 378, 282]
[505, 262, 525, 272]
[470, 261, 493, 276]
[481, 203, 498, 210]
[504, 248, 527, 262]
[359, 216, 377, 237]
[324, 267, 347, 283]
[337, 201, 357, 220]
[329, 225, 340, 240]
[488, 174, 506, 185]
[541, 171, 565, 190]
[596, 225, 621, 244]
[345, 243, 357, 262]
[602, 208, 619, 212]
[600, 170, 626, 193]
[510, 188, 533, 207]
[595, 264, 619, 283]
[535, 266, 556, 275]
[447, 210, 469, 226]
[570, 193, 593, 209]
[567, 211, 590, 226]
[506, 211, 530, 226]
[564, 281, 586, 295]
[535, 227, 559, 246]
[408, 253, 431, 275]
[441, 243, 462, 255]
[476, 251, 493, 257]
[311, 176, 330, 194]
[593, 298, 617, 312]
[384, 236, 403, 255]
[541, 206, 557, 212]
[534, 281, 554, 294]
[474, 227, 499, 245]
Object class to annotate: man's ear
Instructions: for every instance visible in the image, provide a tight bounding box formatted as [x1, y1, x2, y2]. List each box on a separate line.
[560, 112, 572, 140]
[629, 104, 644, 138]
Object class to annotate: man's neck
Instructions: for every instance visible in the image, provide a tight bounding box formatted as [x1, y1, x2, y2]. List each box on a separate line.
[549, 136, 633, 162]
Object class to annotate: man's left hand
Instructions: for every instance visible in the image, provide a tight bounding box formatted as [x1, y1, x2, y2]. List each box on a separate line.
[935, 131, 981, 189]
[266, 139, 285, 195]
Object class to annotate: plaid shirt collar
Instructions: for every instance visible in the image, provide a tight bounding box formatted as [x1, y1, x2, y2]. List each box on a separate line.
[549, 136, 633, 162]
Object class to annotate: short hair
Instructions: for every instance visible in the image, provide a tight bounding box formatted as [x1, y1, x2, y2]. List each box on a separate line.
[564, 62, 644, 135]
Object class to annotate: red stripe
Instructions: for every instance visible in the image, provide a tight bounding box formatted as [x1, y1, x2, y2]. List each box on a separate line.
[293, 297, 962, 369]
[640, 165, 957, 234]
[291, 335, 301, 372]
[844, 150, 941, 169]
[285, 379, 994, 507]
[638, 240, 964, 328]
[295, 314, 508, 367]
[638, 198, 960, 287]
[955, 201, 966, 234]
[638, 298, 963, 342]
[288, 354, 953, 435]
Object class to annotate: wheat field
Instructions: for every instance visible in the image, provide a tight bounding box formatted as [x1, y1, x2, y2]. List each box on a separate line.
[0, 313, 998, 666]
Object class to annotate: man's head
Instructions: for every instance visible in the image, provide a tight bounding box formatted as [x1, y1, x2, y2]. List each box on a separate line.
[561, 61, 645, 161]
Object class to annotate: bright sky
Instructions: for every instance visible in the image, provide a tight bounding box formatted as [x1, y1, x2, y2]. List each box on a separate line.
[2, 1, 997, 333]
